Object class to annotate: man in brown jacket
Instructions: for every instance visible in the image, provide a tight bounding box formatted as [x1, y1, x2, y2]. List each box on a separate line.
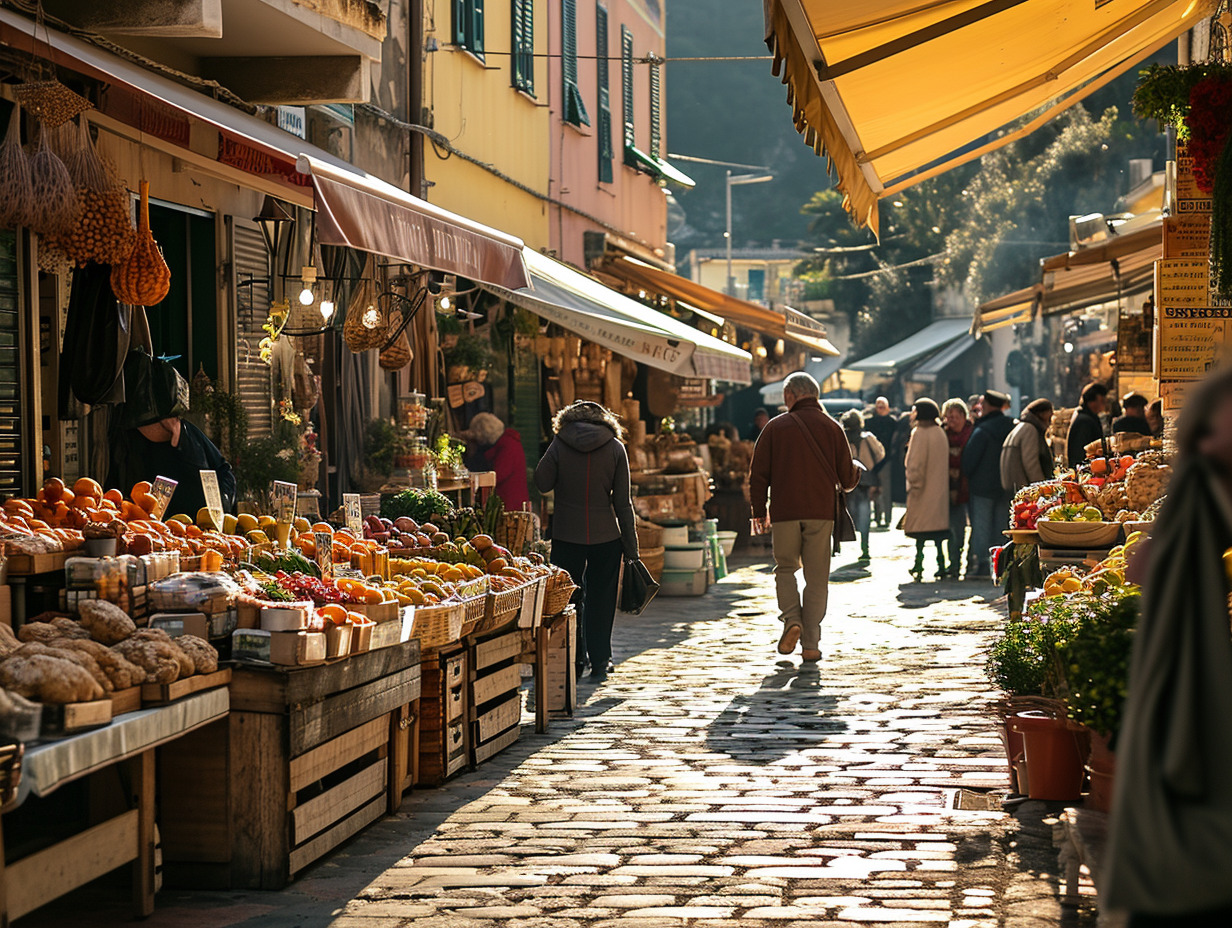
[750, 372, 861, 662]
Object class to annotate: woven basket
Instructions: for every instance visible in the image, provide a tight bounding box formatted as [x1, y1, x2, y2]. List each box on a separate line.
[0, 739, 23, 811]
[542, 583, 578, 617]
[410, 602, 463, 652]
[459, 594, 486, 638]
[640, 546, 665, 582]
[478, 584, 524, 636]
[635, 519, 663, 550]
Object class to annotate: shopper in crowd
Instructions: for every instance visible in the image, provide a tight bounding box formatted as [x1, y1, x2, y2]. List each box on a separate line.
[903, 398, 950, 582]
[890, 410, 912, 507]
[1113, 392, 1152, 437]
[967, 394, 984, 419]
[748, 407, 770, 441]
[961, 389, 1014, 578]
[1000, 398, 1055, 494]
[865, 396, 897, 528]
[841, 409, 885, 563]
[942, 398, 973, 579]
[1066, 381, 1109, 466]
[750, 371, 860, 663]
[1105, 365, 1232, 925]
[464, 413, 530, 513]
[534, 401, 637, 683]
[1147, 398, 1165, 437]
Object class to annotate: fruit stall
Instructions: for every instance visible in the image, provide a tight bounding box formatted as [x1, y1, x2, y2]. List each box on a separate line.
[0, 470, 579, 910]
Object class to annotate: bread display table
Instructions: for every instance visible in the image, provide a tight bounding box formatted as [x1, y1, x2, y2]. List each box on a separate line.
[0, 688, 228, 924]
[159, 642, 420, 890]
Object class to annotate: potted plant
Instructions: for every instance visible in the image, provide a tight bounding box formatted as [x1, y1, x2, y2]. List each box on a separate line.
[985, 616, 1058, 795]
[443, 333, 495, 383]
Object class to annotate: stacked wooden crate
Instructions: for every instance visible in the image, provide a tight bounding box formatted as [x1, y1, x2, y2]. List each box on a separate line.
[468, 628, 524, 764]
[415, 643, 469, 786]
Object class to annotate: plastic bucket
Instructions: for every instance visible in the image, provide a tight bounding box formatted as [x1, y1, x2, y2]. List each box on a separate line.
[1010, 711, 1086, 801]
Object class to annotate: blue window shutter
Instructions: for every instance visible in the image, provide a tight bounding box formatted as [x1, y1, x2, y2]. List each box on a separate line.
[597, 4, 612, 183]
[621, 26, 635, 155]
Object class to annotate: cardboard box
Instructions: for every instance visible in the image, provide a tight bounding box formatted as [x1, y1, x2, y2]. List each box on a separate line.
[259, 602, 313, 631]
[149, 612, 209, 639]
[272, 630, 326, 665]
[349, 622, 373, 655]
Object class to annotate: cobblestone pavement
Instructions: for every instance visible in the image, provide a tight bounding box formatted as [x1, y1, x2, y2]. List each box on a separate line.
[24, 522, 1094, 927]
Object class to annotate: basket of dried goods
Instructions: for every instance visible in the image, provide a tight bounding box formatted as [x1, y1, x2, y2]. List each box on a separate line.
[542, 575, 578, 617]
[42, 117, 135, 267]
[111, 180, 170, 306]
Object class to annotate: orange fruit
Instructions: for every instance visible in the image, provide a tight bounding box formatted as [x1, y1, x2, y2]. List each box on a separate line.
[103, 488, 124, 506]
[133, 492, 158, 515]
[361, 586, 384, 604]
[43, 477, 65, 503]
[87, 509, 111, 523]
[131, 480, 152, 499]
[332, 542, 351, 562]
[319, 604, 348, 625]
[58, 488, 75, 508]
[298, 537, 316, 558]
[165, 520, 186, 537]
[311, 522, 333, 534]
[73, 477, 102, 500]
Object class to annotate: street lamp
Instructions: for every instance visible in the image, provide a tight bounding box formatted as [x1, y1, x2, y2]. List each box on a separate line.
[725, 170, 773, 296]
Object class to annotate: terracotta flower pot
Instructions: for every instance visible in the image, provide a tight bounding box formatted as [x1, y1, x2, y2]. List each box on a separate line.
[1010, 711, 1087, 801]
[1084, 730, 1116, 813]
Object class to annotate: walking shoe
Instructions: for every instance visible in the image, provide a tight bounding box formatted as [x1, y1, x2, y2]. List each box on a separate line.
[587, 668, 608, 683]
[801, 648, 821, 662]
[777, 623, 801, 655]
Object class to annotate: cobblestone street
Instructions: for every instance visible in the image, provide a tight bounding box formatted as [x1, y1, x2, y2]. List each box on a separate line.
[26, 526, 1091, 928]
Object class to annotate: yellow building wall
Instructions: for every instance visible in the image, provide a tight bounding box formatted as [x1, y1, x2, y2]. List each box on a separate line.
[422, 3, 551, 251]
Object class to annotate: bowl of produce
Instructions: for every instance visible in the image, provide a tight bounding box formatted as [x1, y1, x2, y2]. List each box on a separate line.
[1036, 505, 1121, 548]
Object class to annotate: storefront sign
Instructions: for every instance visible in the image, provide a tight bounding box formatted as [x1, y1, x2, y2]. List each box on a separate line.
[1155, 258, 1210, 307]
[1163, 215, 1211, 258]
[277, 106, 306, 139]
[1157, 308, 1232, 380]
[149, 476, 178, 521]
[200, 470, 224, 532]
[343, 493, 363, 536]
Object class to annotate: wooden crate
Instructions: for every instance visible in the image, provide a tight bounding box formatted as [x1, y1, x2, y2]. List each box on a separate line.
[415, 644, 469, 787]
[542, 608, 576, 719]
[159, 640, 421, 890]
[467, 628, 524, 766]
[141, 668, 232, 706]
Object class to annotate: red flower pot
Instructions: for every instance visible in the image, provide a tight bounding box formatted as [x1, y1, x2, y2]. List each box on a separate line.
[1084, 731, 1116, 813]
[1010, 710, 1087, 801]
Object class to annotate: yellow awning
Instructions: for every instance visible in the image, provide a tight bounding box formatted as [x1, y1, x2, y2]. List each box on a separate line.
[973, 286, 1040, 335]
[597, 256, 840, 356]
[763, 0, 1211, 234]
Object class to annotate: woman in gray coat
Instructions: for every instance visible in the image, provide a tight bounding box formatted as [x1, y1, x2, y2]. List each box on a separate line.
[535, 401, 638, 682]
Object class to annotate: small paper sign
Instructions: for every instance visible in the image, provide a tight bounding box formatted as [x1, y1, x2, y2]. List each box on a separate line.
[200, 470, 224, 531]
[343, 493, 363, 536]
[272, 480, 298, 523]
[314, 530, 333, 579]
[150, 476, 178, 520]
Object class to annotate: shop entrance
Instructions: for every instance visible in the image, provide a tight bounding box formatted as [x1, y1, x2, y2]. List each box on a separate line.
[145, 203, 218, 383]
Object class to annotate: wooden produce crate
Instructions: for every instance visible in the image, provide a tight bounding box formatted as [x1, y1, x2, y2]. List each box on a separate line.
[467, 628, 524, 766]
[141, 668, 232, 707]
[159, 641, 421, 890]
[415, 643, 468, 786]
[537, 607, 577, 730]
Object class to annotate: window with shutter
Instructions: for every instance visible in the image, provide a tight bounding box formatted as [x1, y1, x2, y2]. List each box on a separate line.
[562, 0, 589, 126]
[621, 25, 635, 162]
[512, 0, 535, 94]
[453, 0, 484, 57]
[649, 58, 661, 158]
[231, 223, 274, 439]
[596, 4, 613, 183]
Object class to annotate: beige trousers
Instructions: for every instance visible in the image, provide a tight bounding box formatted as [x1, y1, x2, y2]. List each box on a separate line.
[771, 519, 834, 650]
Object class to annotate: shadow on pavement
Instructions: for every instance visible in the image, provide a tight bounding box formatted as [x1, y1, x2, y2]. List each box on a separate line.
[703, 662, 847, 763]
[896, 578, 1005, 609]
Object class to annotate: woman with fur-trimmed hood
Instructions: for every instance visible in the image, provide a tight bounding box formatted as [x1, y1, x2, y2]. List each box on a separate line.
[534, 401, 638, 682]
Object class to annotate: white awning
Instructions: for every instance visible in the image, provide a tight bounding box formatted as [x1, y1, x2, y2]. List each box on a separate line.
[488, 250, 752, 384]
[846, 318, 972, 375]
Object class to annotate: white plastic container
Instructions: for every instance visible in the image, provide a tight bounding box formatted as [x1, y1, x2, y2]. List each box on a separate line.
[716, 531, 738, 557]
[660, 524, 690, 547]
[659, 567, 708, 596]
[663, 544, 706, 570]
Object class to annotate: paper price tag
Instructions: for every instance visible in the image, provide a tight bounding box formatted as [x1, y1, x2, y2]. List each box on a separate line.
[200, 470, 224, 531]
[150, 476, 179, 521]
[314, 530, 334, 579]
[272, 480, 298, 523]
[343, 493, 363, 536]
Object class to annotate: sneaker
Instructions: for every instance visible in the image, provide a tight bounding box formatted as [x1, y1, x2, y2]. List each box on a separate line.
[777, 623, 801, 655]
[801, 649, 821, 662]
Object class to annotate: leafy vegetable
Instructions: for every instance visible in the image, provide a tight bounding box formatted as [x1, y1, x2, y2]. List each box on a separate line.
[256, 549, 320, 578]
[381, 488, 456, 523]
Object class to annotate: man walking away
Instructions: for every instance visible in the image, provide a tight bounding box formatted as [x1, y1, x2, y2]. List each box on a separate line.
[750, 371, 860, 663]
[1066, 382, 1109, 466]
[865, 396, 897, 527]
[942, 398, 973, 579]
[1113, 393, 1151, 437]
[1001, 399, 1056, 495]
[961, 389, 1014, 578]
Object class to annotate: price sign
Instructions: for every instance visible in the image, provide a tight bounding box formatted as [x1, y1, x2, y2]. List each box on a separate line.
[200, 470, 224, 531]
[314, 530, 334, 579]
[272, 480, 297, 523]
[150, 476, 178, 520]
[343, 493, 363, 536]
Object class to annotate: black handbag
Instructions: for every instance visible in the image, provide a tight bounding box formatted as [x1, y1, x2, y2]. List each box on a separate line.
[618, 557, 660, 615]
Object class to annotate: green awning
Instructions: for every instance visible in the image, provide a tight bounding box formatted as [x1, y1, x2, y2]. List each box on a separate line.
[624, 146, 696, 188]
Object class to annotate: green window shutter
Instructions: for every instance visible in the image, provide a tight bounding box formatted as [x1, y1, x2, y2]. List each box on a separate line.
[596, 4, 613, 183]
[471, 0, 485, 57]
[452, 0, 466, 46]
[512, 0, 534, 93]
[621, 26, 635, 157]
[562, 0, 589, 125]
[649, 59, 661, 157]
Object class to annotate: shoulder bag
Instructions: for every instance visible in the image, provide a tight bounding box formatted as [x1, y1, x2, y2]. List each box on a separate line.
[788, 412, 857, 552]
[618, 557, 660, 615]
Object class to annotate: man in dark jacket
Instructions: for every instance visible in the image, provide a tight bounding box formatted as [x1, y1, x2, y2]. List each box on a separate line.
[1112, 393, 1151, 437]
[535, 401, 637, 682]
[750, 372, 860, 664]
[961, 389, 1014, 578]
[865, 396, 897, 527]
[1067, 381, 1109, 466]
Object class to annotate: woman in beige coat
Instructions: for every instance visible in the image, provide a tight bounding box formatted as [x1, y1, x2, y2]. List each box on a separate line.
[904, 398, 951, 581]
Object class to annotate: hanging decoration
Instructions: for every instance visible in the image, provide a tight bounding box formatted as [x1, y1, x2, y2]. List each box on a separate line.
[110, 180, 171, 305]
[13, 77, 90, 129]
[0, 106, 34, 230]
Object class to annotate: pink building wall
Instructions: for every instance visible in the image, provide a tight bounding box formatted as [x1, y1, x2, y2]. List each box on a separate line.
[547, 0, 670, 269]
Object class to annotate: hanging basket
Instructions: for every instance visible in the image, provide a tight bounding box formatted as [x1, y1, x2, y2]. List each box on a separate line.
[343, 255, 386, 351]
[14, 79, 91, 128]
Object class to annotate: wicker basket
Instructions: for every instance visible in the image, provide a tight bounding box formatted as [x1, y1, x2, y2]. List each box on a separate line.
[459, 594, 486, 638]
[478, 584, 524, 636]
[410, 602, 463, 652]
[497, 510, 536, 556]
[0, 739, 22, 811]
[542, 582, 578, 617]
[635, 518, 664, 550]
[640, 546, 665, 582]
